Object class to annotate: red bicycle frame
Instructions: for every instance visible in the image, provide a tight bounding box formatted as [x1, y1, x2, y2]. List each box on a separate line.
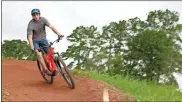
[43, 48, 57, 72]
[40, 35, 64, 73]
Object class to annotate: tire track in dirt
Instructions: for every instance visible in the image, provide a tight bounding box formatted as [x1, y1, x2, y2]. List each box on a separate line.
[2, 59, 134, 101]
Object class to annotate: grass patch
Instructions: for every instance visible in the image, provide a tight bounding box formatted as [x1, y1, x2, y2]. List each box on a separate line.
[2, 56, 6, 59]
[72, 69, 182, 101]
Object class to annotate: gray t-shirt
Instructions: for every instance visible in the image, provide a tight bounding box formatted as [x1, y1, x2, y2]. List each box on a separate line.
[27, 17, 51, 40]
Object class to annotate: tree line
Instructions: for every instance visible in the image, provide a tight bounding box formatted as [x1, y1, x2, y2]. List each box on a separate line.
[2, 9, 182, 85]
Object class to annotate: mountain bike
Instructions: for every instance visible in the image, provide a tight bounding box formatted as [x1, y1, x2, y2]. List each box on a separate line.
[36, 36, 75, 89]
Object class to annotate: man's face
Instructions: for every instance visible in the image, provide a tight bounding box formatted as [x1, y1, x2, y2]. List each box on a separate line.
[32, 14, 40, 21]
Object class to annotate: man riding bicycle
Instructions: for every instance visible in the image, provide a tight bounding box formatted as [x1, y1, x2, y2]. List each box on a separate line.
[27, 8, 63, 76]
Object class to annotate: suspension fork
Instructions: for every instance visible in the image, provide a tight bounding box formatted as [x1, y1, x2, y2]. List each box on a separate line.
[52, 52, 62, 69]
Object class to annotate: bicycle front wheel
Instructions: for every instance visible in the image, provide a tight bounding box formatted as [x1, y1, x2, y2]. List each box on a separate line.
[55, 55, 75, 89]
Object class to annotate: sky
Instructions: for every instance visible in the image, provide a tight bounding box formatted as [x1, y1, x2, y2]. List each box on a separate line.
[2, 1, 182, 52]
[2, 1, 182, 90]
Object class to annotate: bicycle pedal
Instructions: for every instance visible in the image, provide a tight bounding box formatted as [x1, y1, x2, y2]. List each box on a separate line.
[52, 70, 58, 76]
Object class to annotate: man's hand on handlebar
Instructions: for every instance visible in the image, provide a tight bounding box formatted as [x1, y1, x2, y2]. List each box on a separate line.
[58, 34, 64, 40]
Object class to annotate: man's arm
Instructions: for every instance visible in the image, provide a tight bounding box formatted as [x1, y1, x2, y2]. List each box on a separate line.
[27, 23, 34, 50]
[42, 17, 62, 36]
[27, 35, 34, 49]
[49, 25, 61, 36]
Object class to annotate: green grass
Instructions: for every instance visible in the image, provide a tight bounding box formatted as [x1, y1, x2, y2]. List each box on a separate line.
[2, 56, 6, 59]
[72, 69, 182, 101]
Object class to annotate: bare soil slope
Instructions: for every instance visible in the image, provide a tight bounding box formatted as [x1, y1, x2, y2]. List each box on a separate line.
[2, 59, 134, 101]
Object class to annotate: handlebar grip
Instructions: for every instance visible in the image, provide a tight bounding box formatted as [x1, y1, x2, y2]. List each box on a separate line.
[57, 35, 64, 42]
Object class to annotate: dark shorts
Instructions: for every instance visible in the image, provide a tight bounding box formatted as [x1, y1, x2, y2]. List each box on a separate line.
[33, 37, 49, 53]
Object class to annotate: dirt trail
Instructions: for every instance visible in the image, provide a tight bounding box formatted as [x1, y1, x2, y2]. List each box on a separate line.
[2, 59, 133, 101]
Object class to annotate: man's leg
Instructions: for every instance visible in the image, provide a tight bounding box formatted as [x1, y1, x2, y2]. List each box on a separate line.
[33, 39, 52, 76]
[39, 37, 57, 76]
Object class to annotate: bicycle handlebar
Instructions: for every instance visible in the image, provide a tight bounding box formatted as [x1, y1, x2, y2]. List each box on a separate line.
[50, 35, 64, 46]
[39, 35, 64, 50]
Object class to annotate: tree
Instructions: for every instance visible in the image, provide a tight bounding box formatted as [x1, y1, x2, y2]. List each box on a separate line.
[2, 40, 36, 60]
[62, 26, 100, 69]
[123, 9, 182, 84]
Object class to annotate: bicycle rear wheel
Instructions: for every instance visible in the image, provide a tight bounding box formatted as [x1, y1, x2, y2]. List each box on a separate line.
[36, 53, 54, 84]
[55, 55, 75, 89]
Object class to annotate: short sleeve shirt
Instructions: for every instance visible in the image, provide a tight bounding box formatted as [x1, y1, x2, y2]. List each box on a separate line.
[27, 17, 51, 40]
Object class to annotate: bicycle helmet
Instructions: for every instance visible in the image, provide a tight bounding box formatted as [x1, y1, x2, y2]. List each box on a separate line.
[31, 8, 40, 15]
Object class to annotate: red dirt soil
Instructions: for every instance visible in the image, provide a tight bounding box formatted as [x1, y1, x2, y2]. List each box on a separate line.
[2, 59, 134, 101]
